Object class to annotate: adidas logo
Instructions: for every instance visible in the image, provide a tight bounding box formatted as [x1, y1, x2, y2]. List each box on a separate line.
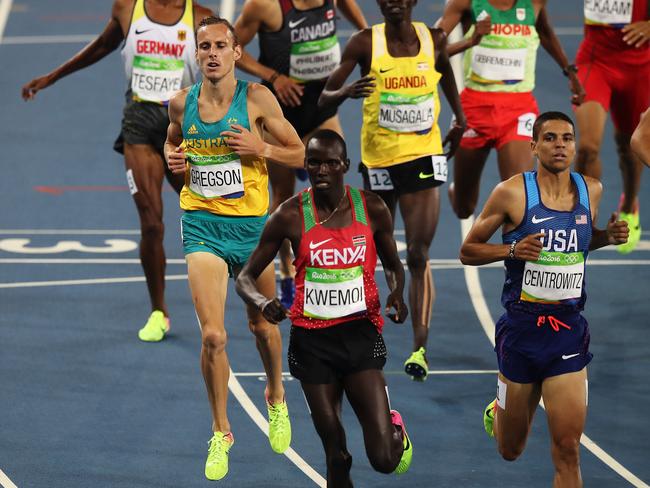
[188, 124, 199, 135]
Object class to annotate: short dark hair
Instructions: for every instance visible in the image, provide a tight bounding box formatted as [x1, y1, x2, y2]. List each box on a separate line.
[195, 16, 240, 47]
[306, 129, 348, 160]
[532, 111, 575, 141]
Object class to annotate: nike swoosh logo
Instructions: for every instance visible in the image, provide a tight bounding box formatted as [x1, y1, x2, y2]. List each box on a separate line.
[418, 172, 434, 179]
[562, 353, 580, 360]
[288, 18, 306, 28]
[532, 215, 554, 224]
[135, 28, 152, 35]
[379, 67, 394, 73]
[309, 238, 333, 250]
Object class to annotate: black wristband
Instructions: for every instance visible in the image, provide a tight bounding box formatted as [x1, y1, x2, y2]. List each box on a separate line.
[562, 64, 578, 77]
[268, 71, 280, 84]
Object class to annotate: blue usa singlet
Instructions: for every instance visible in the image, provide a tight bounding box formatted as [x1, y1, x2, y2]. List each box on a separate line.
[502, 171, 592, 314]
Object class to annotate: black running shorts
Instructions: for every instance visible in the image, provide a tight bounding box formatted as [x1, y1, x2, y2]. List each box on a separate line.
[359, 155, 447, 196]
[288, 318, 387, 384]
[113, 91, 169, 156]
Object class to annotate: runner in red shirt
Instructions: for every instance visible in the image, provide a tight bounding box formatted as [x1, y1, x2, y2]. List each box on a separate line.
[236, 130, 413, 485]
[574, 0, 650, 254]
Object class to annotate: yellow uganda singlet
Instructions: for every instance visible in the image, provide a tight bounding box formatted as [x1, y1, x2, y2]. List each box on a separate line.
[361, 22, 443, 168]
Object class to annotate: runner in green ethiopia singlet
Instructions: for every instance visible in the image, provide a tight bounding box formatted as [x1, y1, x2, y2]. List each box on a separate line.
[463, 0, 540, 92]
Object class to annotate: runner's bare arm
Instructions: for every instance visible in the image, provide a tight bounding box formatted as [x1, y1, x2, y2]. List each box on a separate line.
[164, 90, 189, 175]
[21, 0, 129, 100]
[222, 84, 304, 167]
[236, 200, 299, 322]
[336, 0, 368, 30]
[234, 0, 305, 106]
[461, 178, 543, 264]
[192, 3, 216, 28]
[318, 30, 373, 110]
[535, 7, 585, 105]
[365, 191, 408, 323]
[433, 28, 466, 158]
[435, 0, 491, 56]
[585, 177, 629, 250]
[631, 109, 650, 166]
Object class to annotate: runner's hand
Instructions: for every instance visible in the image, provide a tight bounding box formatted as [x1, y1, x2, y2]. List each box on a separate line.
[443, 121, 465, 158]
[622, 21, 650, 48]
[343, 76, 375, 99]
[514, 232, 545, 261]
[385, 291, 408, 324]
[261, 298, 288, 324]
[606, 212, 629, 245]
[273, 74, 304, 107]
[221, 124, 265, 156]
[471, 14, 491, 46]
[22, 74, 53, 101]
[167, 146, 187, 174]
[568, 72, 585, 106]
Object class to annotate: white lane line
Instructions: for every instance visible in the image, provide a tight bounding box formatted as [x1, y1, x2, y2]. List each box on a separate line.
[459, 217, 650, 487]
[0, 468, 18, 488]
[0, 229, 141, 235]
[228, 371, 326, 487]
[0, 0, 13, 41]
[0, 27, 585, 45]
[220, 0, 235, 22]
[233, 369, 499, 377]
[0, 275, 188, 289]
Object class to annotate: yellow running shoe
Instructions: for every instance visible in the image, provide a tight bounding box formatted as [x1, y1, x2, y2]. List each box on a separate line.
[205, 432, 234, 481]
[267, 397, 291, 453]
[617, 211, 641, 254]
[483, 399, 496, 438]
[137, 311, 169, 342]
[391, 410, 412, 475]
[404, 347, 428, 381]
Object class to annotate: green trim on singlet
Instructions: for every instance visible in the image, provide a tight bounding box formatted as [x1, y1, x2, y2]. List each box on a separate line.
[302, 190, 317, 233]
[349, 187, 367, 226]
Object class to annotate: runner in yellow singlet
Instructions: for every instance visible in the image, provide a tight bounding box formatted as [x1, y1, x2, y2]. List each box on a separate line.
[319, 0, 466, 381]
[22, 0, 214, 341]
[165, 17, 305, 481]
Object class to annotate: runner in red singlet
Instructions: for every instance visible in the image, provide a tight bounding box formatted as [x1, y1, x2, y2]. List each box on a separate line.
[236, 130, 413, 486]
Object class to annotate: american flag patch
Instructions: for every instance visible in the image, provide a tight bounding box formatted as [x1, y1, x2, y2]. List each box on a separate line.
[575, 214, 587, 225]
[326, 9, 334, 19]
[352, 235, 366, 246]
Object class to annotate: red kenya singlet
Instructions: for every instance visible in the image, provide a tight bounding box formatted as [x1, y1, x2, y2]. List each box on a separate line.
[290, 187, 383, 331]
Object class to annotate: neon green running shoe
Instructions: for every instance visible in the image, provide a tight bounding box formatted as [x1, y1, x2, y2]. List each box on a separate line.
[617, 211, 641, 254]
[483, 399, 496, 438]
[267, 397, 291, 453]
[391, 410, 412, 475]
[205, 431, 234, 481]
[404, 347, 428, 381]
[137, 311, 169, 342]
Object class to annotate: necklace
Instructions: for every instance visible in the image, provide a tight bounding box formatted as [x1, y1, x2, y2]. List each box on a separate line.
[315, 189, 347, 226]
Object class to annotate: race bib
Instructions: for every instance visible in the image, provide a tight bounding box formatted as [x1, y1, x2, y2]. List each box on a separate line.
[520, 251, 585, 303]
[131, 56, 184, 103]
[429, 155, 448, 183]
[367, 168, 394, 190]
[517, 112, 536, 137]
[470, 46, 527, 82]
[584, 0, 632, 26]
[290, 35, 341, 81]
[378, 92, 435, 133]
[187, 153, 245, 198]
[303, 266, 366, 319]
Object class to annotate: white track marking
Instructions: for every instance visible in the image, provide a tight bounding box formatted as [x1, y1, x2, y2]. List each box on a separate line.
[227, 371, 326, 487]
[0, 0, 13, 41]
[220, 0, 235, 22]
[233, 369, 498, 377]
[0, 468, 18, 488]
[0, 27, 585, 45]
[0, 229, 141, 235]
[460, 217, 650, 487]
[0, 275, 188, 289]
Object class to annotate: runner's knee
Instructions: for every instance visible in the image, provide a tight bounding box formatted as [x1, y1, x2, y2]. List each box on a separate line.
[248, 316, 275, 340]
[575, 144, 599, 167]
[551, 435, 580, 468]
[366, 444, 398, 474]
[406, 242, 430, 271]
[140, 219, 164, 240]
[326, 449, 352, 473]
[202, 329, 227, 355]
[454, 201, 476, 219]
[498, 440, 525, 462]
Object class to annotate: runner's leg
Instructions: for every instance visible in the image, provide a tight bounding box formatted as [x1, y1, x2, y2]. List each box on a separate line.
[448, 146, 491, 218]
[495, 140, 534, 181]
[574, 101, 608, 180]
